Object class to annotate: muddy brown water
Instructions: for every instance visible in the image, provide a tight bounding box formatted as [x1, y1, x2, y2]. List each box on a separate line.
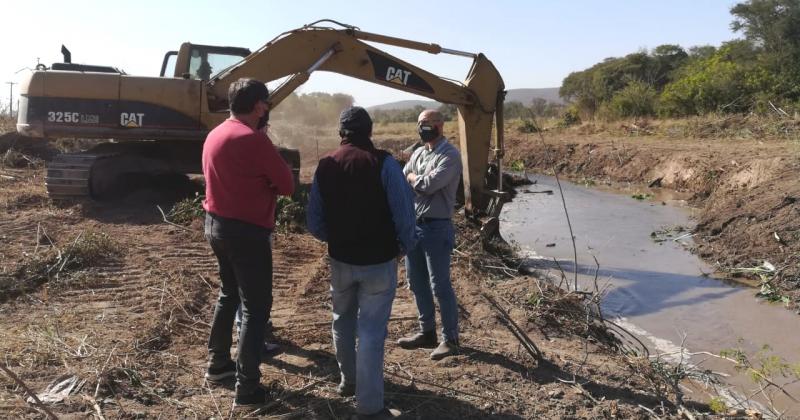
[500, 175, 800, 416]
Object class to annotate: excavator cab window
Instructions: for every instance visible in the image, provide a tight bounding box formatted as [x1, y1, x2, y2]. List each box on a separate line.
[187, 46, 250, 81]
[160, 51, 177, 77]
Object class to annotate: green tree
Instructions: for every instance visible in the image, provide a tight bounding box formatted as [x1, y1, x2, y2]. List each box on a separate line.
[503, 101, 529, 119]
[560, 0, 800, 118]
[731, 0, 800, 102]
[651, 44, 689, 87]
[560, 69, 598, 116]
[658, 41, 765, 116]
[437, 103, 457, 121]
[688, 45, 717, 60]
[731, 0, 800, 55]
[561, 48, 683, 118]
[530, 98, 548, 116]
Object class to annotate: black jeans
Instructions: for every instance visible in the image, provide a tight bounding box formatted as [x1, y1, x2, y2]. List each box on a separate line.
[205, 213, 273, 395]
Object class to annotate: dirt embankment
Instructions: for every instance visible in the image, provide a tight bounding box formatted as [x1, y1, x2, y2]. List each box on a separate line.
[504, 129, 800, 305]
[0, 135, 717, 418]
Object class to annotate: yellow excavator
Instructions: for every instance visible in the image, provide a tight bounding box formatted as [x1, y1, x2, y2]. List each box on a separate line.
[16, 20, 507, 226]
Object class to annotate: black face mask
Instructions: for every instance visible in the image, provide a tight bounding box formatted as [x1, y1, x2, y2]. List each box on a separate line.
[257, 111, 270, 130]
[418, 125, 439, 142]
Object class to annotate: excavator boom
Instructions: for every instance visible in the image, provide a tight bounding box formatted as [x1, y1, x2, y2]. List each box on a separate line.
[208, 21, 506, 215]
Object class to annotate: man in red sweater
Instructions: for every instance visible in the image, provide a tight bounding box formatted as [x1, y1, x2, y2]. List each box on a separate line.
[202, 78, 294, 408]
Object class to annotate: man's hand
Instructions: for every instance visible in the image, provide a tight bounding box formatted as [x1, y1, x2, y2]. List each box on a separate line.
[406, 172, 417, 184]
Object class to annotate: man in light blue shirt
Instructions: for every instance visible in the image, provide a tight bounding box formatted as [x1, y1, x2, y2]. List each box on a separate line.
[398, 109, 463, 360]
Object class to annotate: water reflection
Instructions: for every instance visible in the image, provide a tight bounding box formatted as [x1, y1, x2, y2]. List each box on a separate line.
[521, 258, 738, 317]
[500, 174, 800, 415]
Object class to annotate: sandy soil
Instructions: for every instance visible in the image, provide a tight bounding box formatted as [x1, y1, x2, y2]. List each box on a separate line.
[0, 133, 711, 419]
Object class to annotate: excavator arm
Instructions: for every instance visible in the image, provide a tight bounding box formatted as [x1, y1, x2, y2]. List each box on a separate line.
[207, 21, 507, 218]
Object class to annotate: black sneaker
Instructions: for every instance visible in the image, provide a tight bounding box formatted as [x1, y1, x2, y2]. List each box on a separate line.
[261, 340, 281, 357]
[234, 386, 269, 408]
[397, 330, 437, 349]
[205, 360, 236, 382]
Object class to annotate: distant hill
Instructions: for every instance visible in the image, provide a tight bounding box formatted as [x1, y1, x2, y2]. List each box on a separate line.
[368, 87, 562, 111]
[505, 88, 562, 105]
[368, 99, 438, 111]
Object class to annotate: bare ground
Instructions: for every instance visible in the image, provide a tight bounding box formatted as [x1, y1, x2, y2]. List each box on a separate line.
[0, 134, 711, 418]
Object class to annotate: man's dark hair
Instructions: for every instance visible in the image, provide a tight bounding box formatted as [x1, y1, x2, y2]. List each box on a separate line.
[228, 78, 269, 114]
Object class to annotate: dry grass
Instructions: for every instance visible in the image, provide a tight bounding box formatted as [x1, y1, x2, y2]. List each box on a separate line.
[538, 114, 800, 141]
[0, 115, 14, 135]
[372, 121, 456, 141]
[52, 138, 104, 154]
[1, 230, 121, 302]
[372, 121, 417, 137]
[0, 267, 214, 418]
[1, 148, 42, 168]
[452, 214, 619, 347]
[372, 114, 800, 144]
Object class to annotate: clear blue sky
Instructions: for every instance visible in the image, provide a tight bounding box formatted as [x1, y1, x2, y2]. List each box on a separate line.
[3, 0, 740, 109]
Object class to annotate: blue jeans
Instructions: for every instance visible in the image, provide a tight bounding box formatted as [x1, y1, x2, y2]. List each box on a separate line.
[330, 258, 397, 415]
[405, 219, 458, 342]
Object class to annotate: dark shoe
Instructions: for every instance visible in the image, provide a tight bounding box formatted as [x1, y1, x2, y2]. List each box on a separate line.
[430, 340, 459, 360]
[397, 330, 437, 349]
[261, 340, 281, 357]
[354, 407, 402, 420]
[336, 380, 356, 397]
[205, 360, 236, 382]
[234, 386, 269, 408]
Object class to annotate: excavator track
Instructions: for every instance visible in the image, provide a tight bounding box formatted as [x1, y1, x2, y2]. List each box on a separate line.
[45, 153, 107, 200]
[44, 146, 300, 201]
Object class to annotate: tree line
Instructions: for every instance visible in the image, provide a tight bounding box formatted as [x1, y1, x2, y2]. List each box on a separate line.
[560, 0, 800, 119]
[369, 99, 565, 124]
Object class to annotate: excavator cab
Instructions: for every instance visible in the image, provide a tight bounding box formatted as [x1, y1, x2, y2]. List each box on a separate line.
[160, 43, 251, 81]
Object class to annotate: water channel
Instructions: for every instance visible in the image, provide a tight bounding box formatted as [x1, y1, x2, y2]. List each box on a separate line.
[500, 175, 800, 416]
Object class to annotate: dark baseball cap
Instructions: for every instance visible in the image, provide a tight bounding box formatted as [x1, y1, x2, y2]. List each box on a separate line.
[339, 106, 373, 136]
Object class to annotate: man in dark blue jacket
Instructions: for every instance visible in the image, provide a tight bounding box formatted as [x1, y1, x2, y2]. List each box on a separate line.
[307, 107, 416, 420]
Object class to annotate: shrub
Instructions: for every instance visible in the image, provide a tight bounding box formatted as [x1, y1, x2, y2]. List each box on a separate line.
[608, 81, 658, 118]
[557, 106, 581, 128]
[658, 41, 767, 116]
[276, 187, 309, 233]
[167, 195, 204, 225]
[517, 119, 539, 133]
